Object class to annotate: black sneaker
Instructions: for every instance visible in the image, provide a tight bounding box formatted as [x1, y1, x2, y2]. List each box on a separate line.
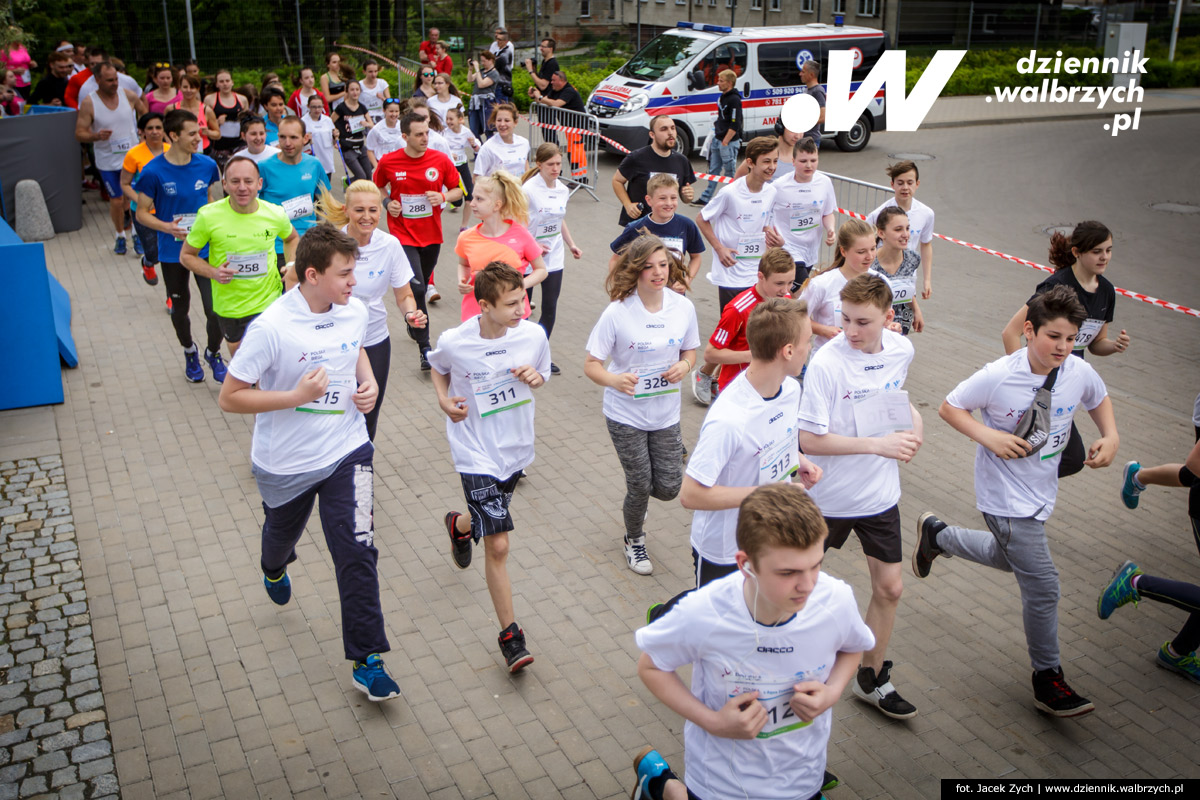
[549, 362, 561, 375]
[852, 661, 917, 719]
[445, 511, 473, 569]
[498, 622, 534, 673]
[420, 347, 432, 371]
[912, 512, 947, 579]
[1032, 666, 1094, 717]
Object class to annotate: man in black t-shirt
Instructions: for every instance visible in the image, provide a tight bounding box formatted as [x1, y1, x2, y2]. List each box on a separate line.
[30, 52, 72, 106]
[532, 72, 588, 173]
[800, 60, 827, 147]
[611, 116, 697, 226]
[524, 39, 560, 92]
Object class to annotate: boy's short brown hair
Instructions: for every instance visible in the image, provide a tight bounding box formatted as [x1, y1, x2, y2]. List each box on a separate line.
[757, 246, 795, 278]
[886, 160, 919, 182]
[645, 173, 680, 197]
[1027, 284, 1086, 332]
[474, 261, 524, 307]
[840, 273, 893, 312]
[746, 297, 809, 361]
[746, 136, 778, 164]
[737, 483, 828, 564]
[296, 224, 359, 277]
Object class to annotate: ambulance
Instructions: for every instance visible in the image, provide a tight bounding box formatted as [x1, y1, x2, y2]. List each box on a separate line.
[587, 21, 888, 156]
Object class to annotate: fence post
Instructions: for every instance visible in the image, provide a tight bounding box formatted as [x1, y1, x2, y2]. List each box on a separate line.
[966, 2, 974, 50]
[161, 0, 173, 65]
[894, 0, 902, 48]
[295, 0, 304, 64]
[1033, 4, 1041, 48]
[1096, 6, 1108, 49]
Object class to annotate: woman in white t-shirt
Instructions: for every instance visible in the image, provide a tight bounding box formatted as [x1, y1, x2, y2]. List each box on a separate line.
[521, 143, 581, 373]
[799, 218, 877, 353]
[443, 106, 481, 227]
[303, 94, 337, 180]
[869, 206, 924, 335]
[428, 74, 464, 126]
[473, 103, 529, 180]
[314, 180, 426, 440]
[584, 234, 699, 576]
[358, 59, 389, 123]
[365, 99, 406, 168]
[233, 114, 280, 164]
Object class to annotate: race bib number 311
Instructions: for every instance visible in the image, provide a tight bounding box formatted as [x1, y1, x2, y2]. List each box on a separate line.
[472, 370, 532, 417]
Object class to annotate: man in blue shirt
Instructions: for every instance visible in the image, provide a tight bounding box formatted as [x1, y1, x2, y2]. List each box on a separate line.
[135, 109, 225, 383]
[259, 116, 331, 273]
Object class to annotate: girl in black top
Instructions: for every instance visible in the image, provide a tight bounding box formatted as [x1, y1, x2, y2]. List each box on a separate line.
[206, 69, 249, 170]
[1001, 220, 1131, 477]
[321, 52, 348, 106]
[332, 80, 375, 181]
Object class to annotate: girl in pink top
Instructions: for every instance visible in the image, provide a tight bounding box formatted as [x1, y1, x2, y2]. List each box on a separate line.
[144, 63, 182, 115]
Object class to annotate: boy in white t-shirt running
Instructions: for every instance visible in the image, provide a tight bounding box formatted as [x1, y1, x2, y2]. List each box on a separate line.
[914, 286, 1119, 717]
[864, 160, 936, 299]
[797, 273, 924, 720]
[429, 262, 552, 673]
[217, 225, 400, 702]
[692, 136, 779, 405]
[764, 136, 837, 287]
[633, 483, 874, 800]
[682, 297, 822, 585]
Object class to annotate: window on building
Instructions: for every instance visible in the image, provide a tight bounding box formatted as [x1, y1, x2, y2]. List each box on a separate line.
[799, 0, 812, 13]
[833, 0, 846, 14]
[751, 0, 763, 10]
[858, 0, 879, 16]
[581, 0, 590, 18]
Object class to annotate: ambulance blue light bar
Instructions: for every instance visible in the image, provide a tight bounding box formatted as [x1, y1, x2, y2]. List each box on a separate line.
[675, 22, 733, 33]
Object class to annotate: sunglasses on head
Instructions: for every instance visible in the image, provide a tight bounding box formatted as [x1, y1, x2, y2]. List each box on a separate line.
[155, 62, 171, 69]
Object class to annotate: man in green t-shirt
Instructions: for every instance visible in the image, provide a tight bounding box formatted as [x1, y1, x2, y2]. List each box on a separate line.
[181, 156, 300, 354]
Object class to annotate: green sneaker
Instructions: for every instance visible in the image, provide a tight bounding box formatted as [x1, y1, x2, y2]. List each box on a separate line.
[1097, 560, 1141, 620]
[1156, 642, 1200, 684]
[822, 769, 840, 792]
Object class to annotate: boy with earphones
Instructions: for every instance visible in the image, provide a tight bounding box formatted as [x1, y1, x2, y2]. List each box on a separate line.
[633, 483, 874, 800]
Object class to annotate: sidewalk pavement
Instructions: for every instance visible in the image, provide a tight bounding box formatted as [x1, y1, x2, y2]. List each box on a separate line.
[918, 87, 1200, 128]
[1, 123, 1198, 798]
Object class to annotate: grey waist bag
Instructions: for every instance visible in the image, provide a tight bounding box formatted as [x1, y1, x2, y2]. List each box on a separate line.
[1011, 366, 1060, 457]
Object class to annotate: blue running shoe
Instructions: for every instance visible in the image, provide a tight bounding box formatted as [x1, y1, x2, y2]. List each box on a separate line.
[1097, 560, 1141, 619]
[352, 654, 401, 700]
[205, 349, 227, 383]
[114, 235, 127, 255]
[1120, 461, 1143, 509]
[133, 233, 143, 255]
[184, 349, 205, 383]
[1157, 642, 1200, 684]
[631, 746, 676, 800]
[264, 571, 291, 605]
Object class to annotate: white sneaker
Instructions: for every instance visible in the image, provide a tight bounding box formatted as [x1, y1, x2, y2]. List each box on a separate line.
[690, 368, 712, 406]
[426, 283, 441, 304]
[624, 536, 653, 575]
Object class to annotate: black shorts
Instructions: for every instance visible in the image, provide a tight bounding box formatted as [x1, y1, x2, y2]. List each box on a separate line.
[218, 313, 260, 344]
[823, 504, 902, 563]
[460, 472, 521, 538]
[692, 548, 740, 588]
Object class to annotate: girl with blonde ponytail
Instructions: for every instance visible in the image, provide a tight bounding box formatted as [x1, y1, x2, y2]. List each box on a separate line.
[798, 217, 878, 352]
[454, 171, 547, 322]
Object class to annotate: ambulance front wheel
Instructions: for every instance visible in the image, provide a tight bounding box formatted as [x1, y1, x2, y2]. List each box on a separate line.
[834, 115, 872, 152]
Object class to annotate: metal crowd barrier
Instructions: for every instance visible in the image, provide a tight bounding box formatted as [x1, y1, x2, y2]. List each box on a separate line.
[818, 173, 894, 267]
[526, 103, 600, 202]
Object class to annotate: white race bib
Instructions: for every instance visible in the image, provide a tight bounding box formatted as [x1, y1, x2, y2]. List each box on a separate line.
[219, 120, 241, 138]
[535, 218, 562, 240]
[661, 236, 685, 257]
[173, 213, 197, 241]
[472, 369, 533, 417]
[789, 206, 818, 232]
[852, 389, 913, 438]
[884, 272, 916, 305]
[725, 674, 813, 739]
[226, 250, 273, 279]
[109, 136, 135, 154]
[736, 233, 766, 261]
[758, 430, 799, 485]
[452, 149, 467, 166]
[633, 362, 678, 400]
[296, 372, 356, 415]
[1074, 318, 1103, 350]
[347, 115, 366, 133]
[282, 194, 314, 221]
[400, 193, 432, 219]
[1041, 419, 1072, 461]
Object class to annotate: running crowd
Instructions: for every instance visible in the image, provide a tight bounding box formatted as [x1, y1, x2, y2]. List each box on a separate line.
[12, 34, 1199, 800]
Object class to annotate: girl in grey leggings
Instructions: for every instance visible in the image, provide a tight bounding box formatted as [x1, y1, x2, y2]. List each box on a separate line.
[584, 234, 700, 576]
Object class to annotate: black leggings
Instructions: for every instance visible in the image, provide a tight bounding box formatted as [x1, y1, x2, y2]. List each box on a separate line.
[162, 262, 222, 353]
[343, 147, 373, 182]
[402, 243, 440, 350]
[1138, 568, 1200, 655]
[452, 162, 475, 206]
[536, 270, 564, 340]
[362, 338, 391, 442]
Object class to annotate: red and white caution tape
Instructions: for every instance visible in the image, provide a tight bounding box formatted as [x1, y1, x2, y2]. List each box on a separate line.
[526, 116, 632, 155]
[838, 207, 1200, 318]
[333, 43, 418, 77]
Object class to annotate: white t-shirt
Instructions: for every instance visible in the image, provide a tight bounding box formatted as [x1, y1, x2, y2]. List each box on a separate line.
[359, 79, 389, 121]
[228, 289, 370, 475]
[443, 126, 479, 168]
[945, 348, 1107, 521]
[365, 122, 406, 162]
[346, 227, 415, 347]
[700, 177, 776, 288]
[233, 145, 281, 165]
[473, 134, 531, 178]
[523, 176, 570, 272]
[866, 197, 935, 253]
[78, 71, 141, 107]
[635, 571, 875, 800]
[303, 114, 337, 174]
[797, 330, 914, 518]
[428, 129, 453, 158]
[687, 372, 803, 564]
[798, 267, 848, 352]
[585, 292, 700, 432]
[427, 318, 552, 480]
[428, 94, 465, 126]
[771, 172, 837, 266]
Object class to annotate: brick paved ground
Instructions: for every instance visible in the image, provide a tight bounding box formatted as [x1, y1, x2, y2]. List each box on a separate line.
[3, 112, 1198, 798]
